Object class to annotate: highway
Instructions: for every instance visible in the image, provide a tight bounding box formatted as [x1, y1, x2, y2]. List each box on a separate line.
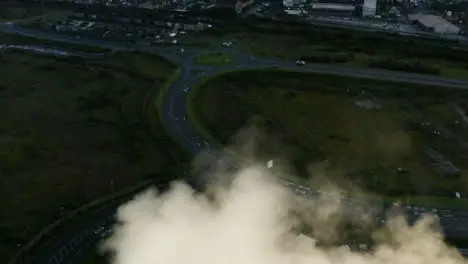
[2, 24, 468, 264]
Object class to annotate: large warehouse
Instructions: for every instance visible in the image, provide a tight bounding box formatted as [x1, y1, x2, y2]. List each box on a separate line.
[408, 13, 460, 35]
[309, 3, 355, 16]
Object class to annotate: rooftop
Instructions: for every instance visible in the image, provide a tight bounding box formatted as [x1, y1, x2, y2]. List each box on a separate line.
[409, 13, 460, 33]
[311, 3, 355, 11]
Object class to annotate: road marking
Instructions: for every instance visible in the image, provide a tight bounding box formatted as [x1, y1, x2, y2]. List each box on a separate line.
[48, 254, 61, 264]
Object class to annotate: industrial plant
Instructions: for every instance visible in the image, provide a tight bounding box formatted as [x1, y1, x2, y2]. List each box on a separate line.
[272, 0, 463, 36]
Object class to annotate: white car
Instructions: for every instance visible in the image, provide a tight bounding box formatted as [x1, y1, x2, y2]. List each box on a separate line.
[222, 41, 232, 47]
[295, 60, 306, 66]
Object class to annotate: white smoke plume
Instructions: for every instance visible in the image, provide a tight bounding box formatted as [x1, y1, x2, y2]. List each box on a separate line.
[101, 162, 466, 264]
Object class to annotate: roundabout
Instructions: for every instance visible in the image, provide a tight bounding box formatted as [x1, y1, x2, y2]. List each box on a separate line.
[3, 24, 468, 264]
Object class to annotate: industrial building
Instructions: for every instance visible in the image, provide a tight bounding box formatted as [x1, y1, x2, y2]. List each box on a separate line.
[283, 0, 306, 7]
[283, 0, 294, 7]
[284, 9, 304, 15]
[309, 3, 355, 16]
[408, 13, 461, 35]
[362, 0, 376, 17]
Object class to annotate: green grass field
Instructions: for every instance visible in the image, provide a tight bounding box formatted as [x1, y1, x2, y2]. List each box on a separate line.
[235, 33, 468, 78]
[0, 51, 187, 263]
[197, 23, 468, 79]
[1, 33, 111, 53]
[0, 3, 70, 22]
[194, 52, 234, 66]
[188, 69, 468, 209]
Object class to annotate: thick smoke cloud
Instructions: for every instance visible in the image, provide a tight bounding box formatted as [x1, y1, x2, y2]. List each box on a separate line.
[101, 162, 466, 264]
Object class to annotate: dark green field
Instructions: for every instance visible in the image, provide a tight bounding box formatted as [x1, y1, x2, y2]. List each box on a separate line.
[192, 22, 468, 79]
[189, 70, 468, 208]
[195, 52, 234, 66]
[0, 51, 185, 262]
[1, 33, 110, 53]
[0, 2, 70, 22]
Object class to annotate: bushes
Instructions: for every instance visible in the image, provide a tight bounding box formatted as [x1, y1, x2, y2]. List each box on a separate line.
[300, 53, 353, 64]
[368, 57, 441, 75]
[232, 20, 468, 65]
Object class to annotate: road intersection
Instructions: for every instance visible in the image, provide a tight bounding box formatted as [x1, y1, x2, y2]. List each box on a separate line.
[2, 24, 468, 264]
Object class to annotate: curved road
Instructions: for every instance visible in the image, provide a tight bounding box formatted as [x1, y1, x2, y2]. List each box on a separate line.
[2, 24, 468, 264]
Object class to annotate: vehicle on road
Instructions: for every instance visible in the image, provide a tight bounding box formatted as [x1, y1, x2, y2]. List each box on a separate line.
[222, 41, 232, 47]
[296, 60, 306, 66]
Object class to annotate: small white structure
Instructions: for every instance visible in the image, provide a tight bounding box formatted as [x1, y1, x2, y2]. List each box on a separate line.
[267, 160, 274, 169]
[359, 244, 368, 250]
[285, 9, 302, 15]
[456, 192, 461, 199]
[283, 0, 294, 7]
[362, 0, 377, 17]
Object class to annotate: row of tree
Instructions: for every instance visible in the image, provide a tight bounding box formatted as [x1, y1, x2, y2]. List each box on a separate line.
[368, 57, 441, 75]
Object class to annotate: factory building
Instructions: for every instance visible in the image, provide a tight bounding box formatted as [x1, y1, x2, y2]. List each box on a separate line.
[409, 13, 461, 35]
[309, 3, 355, 16]
[362, 0, 376, 17]
[284, 9, 303, 15]
[283, 0, 293, 7]
[283, 0, 306, 7]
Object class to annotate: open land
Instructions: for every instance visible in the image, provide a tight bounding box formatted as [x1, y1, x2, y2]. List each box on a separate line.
[187, 22, 468, 79]
[0, 50, 186, 262]
[194, 52, 234, 66]
[189, 69, 468, 209]
[1, 33, 111, 53]
[0, 2, 70, 22]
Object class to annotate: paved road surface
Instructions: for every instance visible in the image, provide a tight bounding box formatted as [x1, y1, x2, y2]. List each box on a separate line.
[2, 25, 468, 264]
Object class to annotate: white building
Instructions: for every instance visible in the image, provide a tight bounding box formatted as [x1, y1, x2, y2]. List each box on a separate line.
[285, 9, 302, 15]
[283, 0, 294, 7]
[310, 3, 355, 12]
[362, 0, 376, 17]
[408, 13, 460, 35]
[283, 0, 306, 7]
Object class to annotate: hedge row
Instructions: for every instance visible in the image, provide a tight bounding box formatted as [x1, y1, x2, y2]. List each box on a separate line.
[300, 53, 354, 64]
[368, 57, 441, 75]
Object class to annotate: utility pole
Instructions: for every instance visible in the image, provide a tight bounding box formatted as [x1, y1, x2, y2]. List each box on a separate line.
[60, 206, 66, 229]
